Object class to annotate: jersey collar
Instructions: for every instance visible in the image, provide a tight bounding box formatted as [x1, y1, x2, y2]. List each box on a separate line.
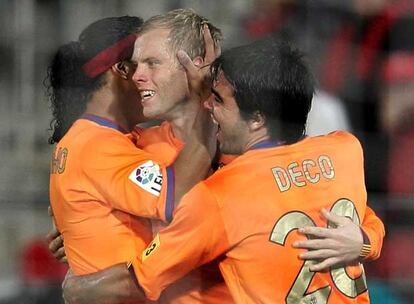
[248, 140, 285, 151]
[249, 135, 308, 151]
[81, 114, 129, 134]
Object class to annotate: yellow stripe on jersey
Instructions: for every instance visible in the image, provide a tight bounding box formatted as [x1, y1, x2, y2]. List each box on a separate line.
[142, 234, 161, 261]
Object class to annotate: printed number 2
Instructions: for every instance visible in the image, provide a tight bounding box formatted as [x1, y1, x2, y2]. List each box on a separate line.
[270, 198, 367, 304]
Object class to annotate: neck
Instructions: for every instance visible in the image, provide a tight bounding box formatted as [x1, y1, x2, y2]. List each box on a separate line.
[243, 131, 272, 153]
[168, 102, 201, 141]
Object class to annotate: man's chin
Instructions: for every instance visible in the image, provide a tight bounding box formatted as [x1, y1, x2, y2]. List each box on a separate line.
[142, 108, 159, 120]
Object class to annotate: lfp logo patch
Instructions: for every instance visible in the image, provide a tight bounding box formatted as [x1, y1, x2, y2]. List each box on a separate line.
[129, 160, 163, 196]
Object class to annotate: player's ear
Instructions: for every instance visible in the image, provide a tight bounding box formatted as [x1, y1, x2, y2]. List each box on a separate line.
[112, 61, 130, 79]
[248, 111, 266, 132]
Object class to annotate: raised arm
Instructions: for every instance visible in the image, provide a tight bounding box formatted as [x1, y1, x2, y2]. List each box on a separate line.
[173, 25, 219, 204]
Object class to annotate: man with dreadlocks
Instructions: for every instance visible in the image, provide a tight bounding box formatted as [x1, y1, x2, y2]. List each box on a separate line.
[48, 15, 216, 277]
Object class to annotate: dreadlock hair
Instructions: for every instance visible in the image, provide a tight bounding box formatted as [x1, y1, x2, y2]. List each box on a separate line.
[46, 16, 143, 144]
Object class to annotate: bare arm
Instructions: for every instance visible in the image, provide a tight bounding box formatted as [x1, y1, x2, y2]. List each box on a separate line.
[293, 206, 384, 271]
[63, 264, 144, 304]
[172, 25, 219, 204]
[172, 107, 217, 204]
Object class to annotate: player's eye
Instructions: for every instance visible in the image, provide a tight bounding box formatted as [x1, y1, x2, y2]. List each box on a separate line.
[211, 89, 223, 104]
[147, 58, 160, 67]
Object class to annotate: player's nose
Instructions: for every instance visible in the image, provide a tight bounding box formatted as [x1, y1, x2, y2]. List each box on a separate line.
[132, 65, 148, 84]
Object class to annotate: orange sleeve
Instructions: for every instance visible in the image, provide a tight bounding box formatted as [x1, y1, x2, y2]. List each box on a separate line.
[134, 122, 184, 163]
[82, 133, 175, 222]
[360, 206, 385, 261]
[131, 182, 229, 301]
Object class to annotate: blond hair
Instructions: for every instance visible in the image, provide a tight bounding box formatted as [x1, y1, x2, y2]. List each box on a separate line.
[140, 8, 222, 60]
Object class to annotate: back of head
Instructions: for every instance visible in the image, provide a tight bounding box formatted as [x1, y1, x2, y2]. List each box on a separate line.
[47, 16, 143, 144]
[211, 38, 314, 144]
[140, 8, 222, 60]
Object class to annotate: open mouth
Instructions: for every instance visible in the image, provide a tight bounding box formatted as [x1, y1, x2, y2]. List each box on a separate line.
[139, 90, 155, 101]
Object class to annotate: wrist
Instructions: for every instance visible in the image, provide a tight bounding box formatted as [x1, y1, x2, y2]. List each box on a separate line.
[358, 228, 372, 260]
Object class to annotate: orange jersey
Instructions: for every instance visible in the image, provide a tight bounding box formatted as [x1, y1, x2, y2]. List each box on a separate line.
[135, 122, 183, 161]
[219, 153, 384, 261]
[50, 117, 232, 303]
[50, 115, 177, 275]
[133, 131, 371, 303]
[138, 123, 234, 304]
[157, 261, 233, 304]
[360, 207, 384, 261]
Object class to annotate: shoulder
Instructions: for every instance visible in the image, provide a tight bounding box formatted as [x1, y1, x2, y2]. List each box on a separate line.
[328, 131, 362, 150]
[63, 119, 134, 147]
[181, 181, 216, 206]
[312, 131, 362, 149]
[201, 165, 248, 207]
[183, 181, 221, 208]
[136, 121, 169, 139]
[68, 121, 147, 163]
[175, 181, 220, 220]
[137, 121, 182, 147]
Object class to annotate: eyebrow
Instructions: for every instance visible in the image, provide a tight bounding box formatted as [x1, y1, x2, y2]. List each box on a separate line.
[142, 57, 160, 63]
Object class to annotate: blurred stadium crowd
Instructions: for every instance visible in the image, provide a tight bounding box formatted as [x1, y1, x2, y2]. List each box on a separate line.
[0, 0, 412, 303]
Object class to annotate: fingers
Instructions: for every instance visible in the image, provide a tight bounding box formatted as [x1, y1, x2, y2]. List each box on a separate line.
[48, 205, 54, 217]
[46, 226, 61, 242]
[46, 207, 67, 262]
[177, 50, 197, 74]
[177, 49, 212, 103]
[55, 247, 67, 262]
[48, 232, 66, 260]
[202, 25, 216, 65]
[177, 50, 201, 92]
[293, 238, 336, 250]
[60, 256, 68, 264]
[298, 226, 332, 239]
[299, 249, 337, 260]
[321, 208, 350, 227]
[309, 257, 341, 272]
[48, 233, 63, 254]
